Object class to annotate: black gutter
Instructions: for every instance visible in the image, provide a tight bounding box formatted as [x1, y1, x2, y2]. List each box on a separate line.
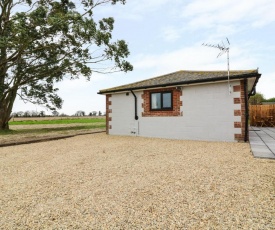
[130, 90, 139, 120]
[244, 79, 249, 142]
[248, 74, 261, 98]
[98, 73, 260, 94]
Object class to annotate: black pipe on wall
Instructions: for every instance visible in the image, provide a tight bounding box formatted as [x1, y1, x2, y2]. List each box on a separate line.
[244, 79, 249, 142]
[130, 90, 139, 120]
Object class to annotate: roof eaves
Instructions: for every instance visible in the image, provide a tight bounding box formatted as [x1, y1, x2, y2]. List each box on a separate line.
[98, 72, 260, 94]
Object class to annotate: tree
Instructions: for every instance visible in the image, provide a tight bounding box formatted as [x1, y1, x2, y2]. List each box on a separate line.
[52, 110, 59, 116]
[23, 110, 31, 117]
[75, 110, 85, 116]
[263, 97, 275, 103]
[0, 0, 133, 130]
[98, 111, 102, 116]
[89, 111, 97, 116]
[39, 110, 45, 117]
[30, 110, 38, 117]
[16, 111, 24, 117]
[59, 112, 68, 117]
[249, 93, 265, 105]
[11, 111, 18, 117]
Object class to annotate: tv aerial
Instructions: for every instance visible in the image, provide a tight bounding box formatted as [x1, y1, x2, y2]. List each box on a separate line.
[202, 38, 231, 94]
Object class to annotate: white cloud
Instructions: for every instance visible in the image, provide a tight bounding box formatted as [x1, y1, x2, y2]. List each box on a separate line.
[133, 44, 258, 75]
[94, 0, 177, 21]
[162, 26, 181, 42]
[256, 71, 275, 99]
[129, 0, 172, 13]
[181, 0, 275, 29]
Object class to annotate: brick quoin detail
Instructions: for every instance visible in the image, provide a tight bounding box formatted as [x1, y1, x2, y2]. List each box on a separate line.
[234, 80, 247, 142]
[234, 122, 242, 128]
[234, 98, 241, 104]
[233, 85, 241, 92]
[234, 134, 242, 140]
[234, 110, 241, 116]
[106, 94, 112, 134]
[141, 87, 182, 117]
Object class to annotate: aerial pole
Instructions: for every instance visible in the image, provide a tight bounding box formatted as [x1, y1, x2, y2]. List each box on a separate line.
[202, 38, 231, 94]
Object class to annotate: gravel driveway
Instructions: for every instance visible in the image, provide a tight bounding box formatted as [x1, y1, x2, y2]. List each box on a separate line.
[0, 133, 274, 229]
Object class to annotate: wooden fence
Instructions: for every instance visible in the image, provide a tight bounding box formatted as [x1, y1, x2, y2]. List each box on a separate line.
[249, 105, 275, 127]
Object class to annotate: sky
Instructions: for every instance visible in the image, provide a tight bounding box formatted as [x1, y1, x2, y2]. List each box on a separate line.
[13, 0, 275, 115]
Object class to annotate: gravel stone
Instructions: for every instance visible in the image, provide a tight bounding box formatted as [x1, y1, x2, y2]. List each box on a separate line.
[0, 133, 274, 229]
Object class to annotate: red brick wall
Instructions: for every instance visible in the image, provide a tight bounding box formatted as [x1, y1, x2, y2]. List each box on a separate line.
[141, 87, 183, 117]
[233, 80, 247, 142]
[106, 94, 112, 134]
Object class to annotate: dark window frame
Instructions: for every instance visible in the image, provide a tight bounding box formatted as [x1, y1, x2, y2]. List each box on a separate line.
[150, 91, 173, 111]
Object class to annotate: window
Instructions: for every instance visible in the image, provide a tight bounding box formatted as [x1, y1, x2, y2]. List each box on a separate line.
[150, 91, 172, 110]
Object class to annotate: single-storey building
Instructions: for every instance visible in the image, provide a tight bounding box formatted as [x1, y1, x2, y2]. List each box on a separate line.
[98, 70, 261, 142]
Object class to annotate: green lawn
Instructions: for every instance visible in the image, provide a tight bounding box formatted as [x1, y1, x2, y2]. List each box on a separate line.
[0, 118, 106, 138]
[9, 118, 105, 125]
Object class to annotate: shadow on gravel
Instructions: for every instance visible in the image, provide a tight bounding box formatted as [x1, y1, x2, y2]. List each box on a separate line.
[0, 124, 106, 148]
[5, 124, 105, 134]
[0, 130, 105, 148]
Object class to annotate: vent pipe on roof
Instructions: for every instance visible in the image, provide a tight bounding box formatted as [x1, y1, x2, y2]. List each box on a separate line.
[130, 90, 139, 120]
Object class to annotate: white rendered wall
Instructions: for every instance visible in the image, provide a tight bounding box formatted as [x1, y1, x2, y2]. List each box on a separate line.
[109, 92, 139, 136]
[109, 81, 242, 141]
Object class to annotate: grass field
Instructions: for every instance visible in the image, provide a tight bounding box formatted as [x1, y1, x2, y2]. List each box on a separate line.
[9, 117, 105, 125]
[1, 117, 106, 145]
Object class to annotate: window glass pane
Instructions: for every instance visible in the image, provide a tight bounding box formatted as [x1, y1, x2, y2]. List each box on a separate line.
[151, 93, 161, 109]
[163, 92, 172, 108]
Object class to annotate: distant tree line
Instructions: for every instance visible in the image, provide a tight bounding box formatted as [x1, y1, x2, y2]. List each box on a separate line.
[11, 110, 106, 117]
[249, 93, 275, 105]
[75, 111, 104, 116]
[12, 110, 46, 117]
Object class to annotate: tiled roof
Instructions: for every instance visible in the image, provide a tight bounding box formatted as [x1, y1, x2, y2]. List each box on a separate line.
[98, 69, 260, 94]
